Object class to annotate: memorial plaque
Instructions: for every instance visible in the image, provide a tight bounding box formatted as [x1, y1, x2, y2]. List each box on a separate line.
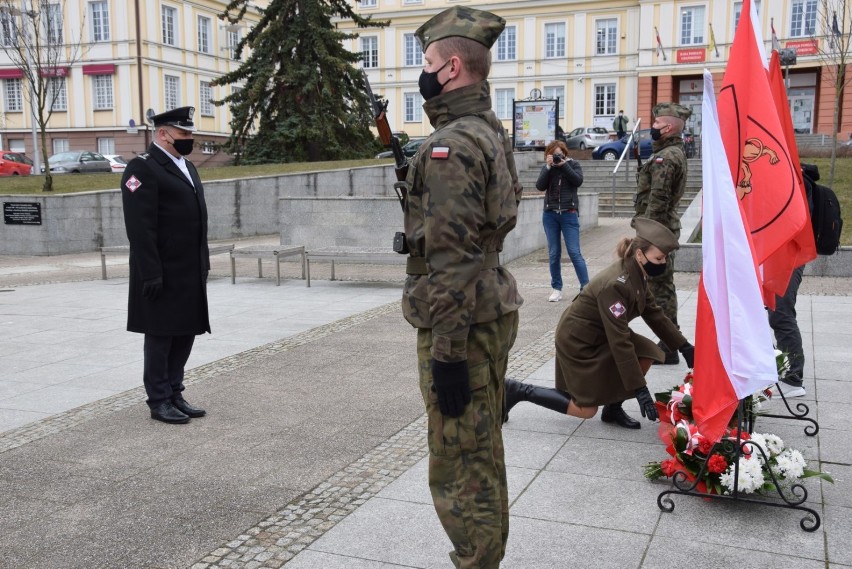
[3, 202, 42, 225]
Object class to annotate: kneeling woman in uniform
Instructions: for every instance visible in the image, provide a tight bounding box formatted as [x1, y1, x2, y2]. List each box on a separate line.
[505, 217, 695, 424]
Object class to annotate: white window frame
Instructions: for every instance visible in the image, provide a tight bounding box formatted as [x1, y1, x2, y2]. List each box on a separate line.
[44, 3, 63, 44]
[97, 137, 114, 155]
[361, 0, 377, 6]
[733, 1, 761, 32]
[4, 78, 22, 112]
[0, 8, 17, 47]
[164, 75, 180, 109]
[53, 138, 69, 154]
[89, 1, 109, 42]
[495, 88, 514, 120]
[679, 6, 705, 46]
[404, 92, 423, 122]
[228, 29, 241, 60]
[543, 86, 564, 118]
[199, 81, 214, 116]
[201, 141, 215, 154]
[197, 15, 211, 53]
[92, 74, 113, 110]
[594, 83, 616, 117]
[360, 36, 378, 68]
[162, 5, 177, 46]
[496, 25, 516, 61]
[790, 0, 817, 38]
[404, 33, 422, 66]
[545, 22, 566, 58]
[48, 77, 67, 111]
[595, 19, 617, 55]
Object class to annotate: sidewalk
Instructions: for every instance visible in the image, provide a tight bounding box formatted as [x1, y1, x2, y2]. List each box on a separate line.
[0, 218, 849, 569]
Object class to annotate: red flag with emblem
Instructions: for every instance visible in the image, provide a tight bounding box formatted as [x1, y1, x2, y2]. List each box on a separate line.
[716, 0, 810, 307]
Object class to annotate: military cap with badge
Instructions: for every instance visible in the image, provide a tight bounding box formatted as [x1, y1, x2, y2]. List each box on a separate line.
[150, 106, 197, 132]
[634, 217, 680, 255]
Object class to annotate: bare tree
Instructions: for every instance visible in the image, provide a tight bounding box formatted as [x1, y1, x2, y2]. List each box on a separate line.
[0, 0, 85, 191]
[811, 0, 852, 186]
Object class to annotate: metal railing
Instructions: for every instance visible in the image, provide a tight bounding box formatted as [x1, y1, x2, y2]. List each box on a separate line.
[609, 119, 642, 217]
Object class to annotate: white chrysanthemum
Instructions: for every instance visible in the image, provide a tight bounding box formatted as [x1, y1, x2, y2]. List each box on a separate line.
[748, 434, 769, 464]
[721, 456, 765, 494]
[763, 434, 784, 457]
[771, 449, 807, 480]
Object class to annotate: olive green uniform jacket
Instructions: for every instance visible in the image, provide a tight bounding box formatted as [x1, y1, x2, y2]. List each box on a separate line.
[633, 136, 688, 237]
[401, 81, 524, 362]
[554, 257, 687, 406]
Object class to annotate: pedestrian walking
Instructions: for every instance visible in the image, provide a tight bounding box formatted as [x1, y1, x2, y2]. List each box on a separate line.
[120, 106, 210, 424]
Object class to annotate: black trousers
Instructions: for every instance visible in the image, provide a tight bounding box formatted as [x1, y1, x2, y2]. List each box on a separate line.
[768, 265, 805, 387]
[143, 334, 195, 406]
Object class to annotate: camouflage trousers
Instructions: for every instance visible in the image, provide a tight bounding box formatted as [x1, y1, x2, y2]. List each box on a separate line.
[648, 252, 678, 327]
[417, 311, 519, 569]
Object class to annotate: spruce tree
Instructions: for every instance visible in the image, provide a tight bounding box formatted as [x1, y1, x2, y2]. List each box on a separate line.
[213, 0, 388, 164]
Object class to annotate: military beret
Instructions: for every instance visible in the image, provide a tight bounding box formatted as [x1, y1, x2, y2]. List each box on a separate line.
[415, 6, 506, 51]
[653, 102, 692, 122]
[150, 106, 196, 132]
[634, 217, 680, 254]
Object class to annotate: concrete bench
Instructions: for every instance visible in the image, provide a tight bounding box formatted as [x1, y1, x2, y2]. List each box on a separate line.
[304, 246, 405, 287]
[230, 245, 306, 286]
[100, 244, 234, 280]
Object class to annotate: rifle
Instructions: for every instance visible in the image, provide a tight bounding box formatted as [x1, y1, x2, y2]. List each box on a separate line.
[362, 69, 409, 254]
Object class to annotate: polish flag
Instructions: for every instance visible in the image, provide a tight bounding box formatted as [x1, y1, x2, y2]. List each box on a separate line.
[691, 70, 778, 443]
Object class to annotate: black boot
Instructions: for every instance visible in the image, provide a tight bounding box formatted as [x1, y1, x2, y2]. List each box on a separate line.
[601, 402, 641, 429]
[504, 379, 571, 423]
[655, 340, 680, 365]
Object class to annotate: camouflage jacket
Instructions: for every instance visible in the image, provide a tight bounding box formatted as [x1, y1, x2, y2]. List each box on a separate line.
[401, 80, 524, 362]
[633, 135, 688, 238]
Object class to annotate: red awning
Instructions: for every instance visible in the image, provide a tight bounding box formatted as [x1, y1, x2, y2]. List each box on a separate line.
[82, 63, 116, 75]
[0, 68, 24, 79]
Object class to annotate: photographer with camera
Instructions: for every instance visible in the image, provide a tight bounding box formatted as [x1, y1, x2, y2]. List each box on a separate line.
[536, 140, 589, 301]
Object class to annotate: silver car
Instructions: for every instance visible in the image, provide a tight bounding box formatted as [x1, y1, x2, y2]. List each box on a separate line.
[41, 151, 112, 174]
[561, 126, 611, 150]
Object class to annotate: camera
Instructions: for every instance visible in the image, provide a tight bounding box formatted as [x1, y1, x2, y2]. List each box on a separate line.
[552, 153, 565, 164]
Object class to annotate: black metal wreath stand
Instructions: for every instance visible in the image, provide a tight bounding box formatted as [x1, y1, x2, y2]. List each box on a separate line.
[755, 382, 819, 436]
[657, 398, 822, 531]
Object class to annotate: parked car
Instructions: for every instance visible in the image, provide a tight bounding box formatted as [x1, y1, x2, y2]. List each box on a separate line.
[560, 126, 610, 150]
[375, 137, 426, 159]
[40, 151, 112, 174]
[103, 154, 128, 173]
[0, 151, 33, 176]
[592, 129, 654, 161]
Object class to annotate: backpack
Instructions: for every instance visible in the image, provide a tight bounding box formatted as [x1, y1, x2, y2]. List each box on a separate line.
[802, 163, 843, 255]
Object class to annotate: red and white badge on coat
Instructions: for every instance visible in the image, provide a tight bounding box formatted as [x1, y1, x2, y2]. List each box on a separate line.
[609, 301, 626, 318]
[431, 146, 450, 160]
[125, 175, 142, 192]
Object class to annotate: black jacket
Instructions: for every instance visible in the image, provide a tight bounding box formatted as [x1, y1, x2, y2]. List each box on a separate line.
[535, 159, 584, 211]
[120, 143, 210, 335]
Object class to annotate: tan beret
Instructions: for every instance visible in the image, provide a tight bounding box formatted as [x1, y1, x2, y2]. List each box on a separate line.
[415, 6, 506, 51]
[634, 217, 680, 254]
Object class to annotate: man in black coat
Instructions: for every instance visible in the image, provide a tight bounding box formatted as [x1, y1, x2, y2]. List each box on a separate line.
[120, 106, 210, 424]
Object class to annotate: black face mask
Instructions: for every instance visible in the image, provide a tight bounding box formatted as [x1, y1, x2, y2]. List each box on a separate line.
[418, 60, 451, 101]
[170, 136, 194, 156]
[641, 255, 667, 277]
[650, 127, 664, 141]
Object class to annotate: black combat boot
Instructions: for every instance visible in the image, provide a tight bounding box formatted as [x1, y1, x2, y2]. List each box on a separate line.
[504, 379, 572, 423]
[601, 401, 641, 429]
[656, 340, 680, 365]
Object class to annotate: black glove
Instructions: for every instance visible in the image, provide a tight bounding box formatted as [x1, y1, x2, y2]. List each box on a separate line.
[679, 342, 695, 369]
[142, 277, 163, 301]
[635, 386, 658, 421]
[431, 359, 471, 418]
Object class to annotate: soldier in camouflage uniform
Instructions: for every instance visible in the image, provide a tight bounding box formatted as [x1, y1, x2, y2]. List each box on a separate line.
[401, 6, 523, 568]
[595, 102, 692, 430]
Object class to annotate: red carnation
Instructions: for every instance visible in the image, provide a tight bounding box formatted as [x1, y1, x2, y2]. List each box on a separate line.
[697, 438, 715, 455]
[706, 454, 728, 474]
[661, 459, 679, 477]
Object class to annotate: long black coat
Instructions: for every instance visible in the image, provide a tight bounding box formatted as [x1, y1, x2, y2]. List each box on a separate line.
[120, 143, 210, 335]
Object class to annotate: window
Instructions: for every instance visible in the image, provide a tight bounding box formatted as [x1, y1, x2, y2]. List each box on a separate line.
[48, 77, 67, 111]
[594, 84, 616, 116]
[495, 88, 514, 120]
[4, 78, 22, 112]
[0, 9, 16, 47]
[44, 4, 63, 44]
[92, 74, 113, 109]
[162, 5, 177, 46]
[164, 75, 179, 109]
[89, 1, 109, 42]
[97, 137, 115, 155]
[360, 36, 378, 68]
[52, 138, 69, 154]
[733, 1, 761, 32]
[404, 92, 423, 122]
[545, 23, 566, 58]
[680, 6, 705, 45]
[197, 15, 211, 53]
[790, 0, 817, 37]
[361, 0, 377, 6]
[595, 19, 617, 55]
[496, 25, 516, 61]
[201, 141, 215, 154]
[228, 29, 240, 60]
[200, 81, 214, 116]
[404, 34, 422, 66]
[402, 0, 421, 4]
[9, 139, 24, 152]
[544, 86, 564, 118]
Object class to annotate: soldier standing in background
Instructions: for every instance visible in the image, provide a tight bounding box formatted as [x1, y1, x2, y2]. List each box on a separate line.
[401, 6, 523, 567]
[598, 102, 691, 430]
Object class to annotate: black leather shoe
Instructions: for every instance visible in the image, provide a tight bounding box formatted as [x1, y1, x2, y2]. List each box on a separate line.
[172, 396, 206, 418]
[601, 404, 641, 429]
[150, 401, 190, 424]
